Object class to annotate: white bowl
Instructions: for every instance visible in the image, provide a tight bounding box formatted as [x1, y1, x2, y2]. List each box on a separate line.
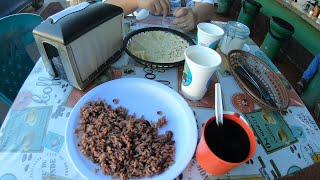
[65, 78, 197, 180]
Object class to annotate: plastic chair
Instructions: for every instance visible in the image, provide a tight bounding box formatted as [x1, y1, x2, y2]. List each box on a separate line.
[0, 13, 43, 105]
[0, 92, 11, 126]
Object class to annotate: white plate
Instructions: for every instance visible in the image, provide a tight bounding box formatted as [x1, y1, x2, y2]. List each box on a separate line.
[65, 78, 197, 180]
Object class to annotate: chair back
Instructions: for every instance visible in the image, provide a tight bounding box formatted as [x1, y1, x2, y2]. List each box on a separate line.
[0, 13, 43, 104]
[0, 92, 11, 126]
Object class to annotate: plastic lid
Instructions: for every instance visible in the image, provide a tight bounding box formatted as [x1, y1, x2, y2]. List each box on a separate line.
[227, 21, 250, 38]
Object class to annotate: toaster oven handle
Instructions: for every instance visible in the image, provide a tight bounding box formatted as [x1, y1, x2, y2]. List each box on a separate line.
[48, 2, 91, 24]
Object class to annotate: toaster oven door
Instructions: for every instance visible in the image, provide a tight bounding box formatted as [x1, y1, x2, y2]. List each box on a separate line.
[43, 42, 68, 80]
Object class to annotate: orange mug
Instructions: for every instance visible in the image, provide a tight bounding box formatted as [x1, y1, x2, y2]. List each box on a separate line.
[196, 112, 256, 175]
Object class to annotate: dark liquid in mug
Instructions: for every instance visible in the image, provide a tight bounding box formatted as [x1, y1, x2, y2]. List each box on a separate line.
[204, 118, 250, 163]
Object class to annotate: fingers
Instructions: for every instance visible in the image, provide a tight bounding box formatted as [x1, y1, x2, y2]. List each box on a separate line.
[173, 8, 188, 18]
[148, 0, 171, 16]
[172, 17, 190, 31]
[179, 23, 194, 31]
[171, 17, 186, 26]
[149, 5, 156, 14]
[153, 2, 162, 15]
[176, 20, 189, 29]
[171, 8, 189, 25]
[172, 8, 197, 31]
[164, 0, 171, 15]
[160, 0, 170, 17]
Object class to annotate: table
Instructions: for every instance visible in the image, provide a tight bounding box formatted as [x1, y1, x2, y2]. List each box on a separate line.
[1, 17, 320, 180]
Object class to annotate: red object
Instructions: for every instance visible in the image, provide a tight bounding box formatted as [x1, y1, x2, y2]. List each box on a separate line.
[196, 112, 257, 175]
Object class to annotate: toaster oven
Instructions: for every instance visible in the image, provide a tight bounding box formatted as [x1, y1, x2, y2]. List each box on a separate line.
[33, 2, 124, 90]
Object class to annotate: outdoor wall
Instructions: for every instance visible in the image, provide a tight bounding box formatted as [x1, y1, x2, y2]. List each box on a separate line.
[255, 0, 320, 56]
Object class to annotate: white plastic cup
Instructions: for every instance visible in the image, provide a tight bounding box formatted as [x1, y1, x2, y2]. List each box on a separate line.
[197, 23, 225, 48]
[181, 45, 222, 101]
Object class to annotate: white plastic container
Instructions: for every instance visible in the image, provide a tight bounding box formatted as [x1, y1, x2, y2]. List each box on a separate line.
[197, 23, 224, 47]
[219, 21, 250, 55]
[181, 46, 222, 101]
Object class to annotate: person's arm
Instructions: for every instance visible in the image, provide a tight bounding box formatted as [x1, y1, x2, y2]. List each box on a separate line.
[106, 0, 139, 16]
[106, 0, 171, 16]
[192, 2, 215, 25]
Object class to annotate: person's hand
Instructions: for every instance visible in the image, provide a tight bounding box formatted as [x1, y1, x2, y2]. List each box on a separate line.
[137, 0, 171, 17]
[172, 7, 198, 31]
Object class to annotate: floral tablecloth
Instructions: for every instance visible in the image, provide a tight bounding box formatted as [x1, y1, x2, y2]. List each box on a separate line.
[0, 17, 319, 180]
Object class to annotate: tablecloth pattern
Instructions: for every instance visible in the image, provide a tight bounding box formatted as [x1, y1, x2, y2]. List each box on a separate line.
[0, 17, 320, 180]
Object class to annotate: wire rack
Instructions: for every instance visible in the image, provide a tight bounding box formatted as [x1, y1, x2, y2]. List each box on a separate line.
[228, 50, 289, 111]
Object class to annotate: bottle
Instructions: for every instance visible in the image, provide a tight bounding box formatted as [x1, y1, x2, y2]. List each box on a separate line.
[313, 5, 319, 17]
[218, 21, 250, 55]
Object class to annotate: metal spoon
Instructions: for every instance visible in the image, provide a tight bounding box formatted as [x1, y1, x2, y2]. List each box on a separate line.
[215, 83, 223, 127]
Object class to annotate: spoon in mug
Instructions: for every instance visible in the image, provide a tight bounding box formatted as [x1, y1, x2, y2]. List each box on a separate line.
[215, 83, 223, 127]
